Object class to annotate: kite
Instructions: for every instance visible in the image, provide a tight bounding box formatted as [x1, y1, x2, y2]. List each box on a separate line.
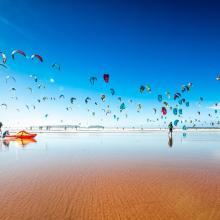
[10, 88, 16, 92]
[10, 96, 18, 100]
[165, 91, 171, 99]
[188, 82, 193, 87]
[163, 101, 169, 107]
[70, 97, 76, 104]
[52, 63, 61, 70]
[27, 87, 32, 93]
[110, 88, 115, 95]
[90, 76, 97, 85]
[5, 75, 16, 84]
[11, 50, 26, 59]
[120, 103, 126, 111]
[137, 104, 142, 112]
[59, 95, 65, 99]
[37, 84, 46, 89]
[29, 74, 38, 83]
[101, 94, 106, 102]
[182, 125, 187, 130]
[181, 83, 193, 92]
[146, 85, 151, 93]
[173, 108, 178, 115]
[178, 99, 183, 105]
[103, 73, 109, 83]
[174, 92, 181, 100]
[158, 94, 162, 102]
[179, 109, 183, 115]
[42, 97, 48, 101]
[31, 54, 43, 62]
[181, 85, 190, 92]
[139, 85, 145, 93]
[161, 107, 167, 115]
[66, 107, 72, 111]
[106, 108, 111, 115]
[0, 52, 6, 64]
[85, 97, 91, 104]
[1, 103, 7, 109]
[174, 119, 179, 126]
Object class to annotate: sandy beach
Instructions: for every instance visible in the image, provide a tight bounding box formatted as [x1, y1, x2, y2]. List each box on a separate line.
[0, 132, 220, 220]
[0, 161, 219, 219]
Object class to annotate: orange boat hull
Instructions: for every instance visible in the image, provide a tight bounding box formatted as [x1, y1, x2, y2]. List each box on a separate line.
[5, 134, 37, 139]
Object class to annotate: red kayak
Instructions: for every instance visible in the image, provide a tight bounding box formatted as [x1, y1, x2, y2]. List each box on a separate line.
[5, 130, 37, 139]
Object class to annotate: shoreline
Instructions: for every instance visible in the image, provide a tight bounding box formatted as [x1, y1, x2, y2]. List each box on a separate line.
[5, 128, 220, 134]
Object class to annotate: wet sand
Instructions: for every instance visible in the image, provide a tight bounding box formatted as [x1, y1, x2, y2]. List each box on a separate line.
[0, 132, 220, 220]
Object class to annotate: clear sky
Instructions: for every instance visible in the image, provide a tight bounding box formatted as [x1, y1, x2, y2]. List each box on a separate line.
[0, 0, 220, 127]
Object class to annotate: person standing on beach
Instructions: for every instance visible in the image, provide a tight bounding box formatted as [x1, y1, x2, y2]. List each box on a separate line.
[168, 122, 173, 137]
[168, 122, 173, 147]
[0, 122, 3, 138]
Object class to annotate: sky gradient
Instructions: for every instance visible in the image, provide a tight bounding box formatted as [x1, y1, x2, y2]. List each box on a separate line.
[0, 0, 220, 127]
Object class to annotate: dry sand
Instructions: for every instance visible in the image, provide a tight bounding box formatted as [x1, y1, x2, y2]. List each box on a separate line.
[0, 162, 220, 220]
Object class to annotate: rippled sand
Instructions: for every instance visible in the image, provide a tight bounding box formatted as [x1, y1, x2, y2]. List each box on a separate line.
[0, 132, 220, 220]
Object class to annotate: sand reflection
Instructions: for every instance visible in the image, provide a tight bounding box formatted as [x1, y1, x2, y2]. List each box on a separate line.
[1, 138, 37, 148]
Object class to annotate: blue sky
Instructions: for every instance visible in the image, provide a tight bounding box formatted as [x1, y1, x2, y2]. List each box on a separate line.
[0, 0, 220, 127]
